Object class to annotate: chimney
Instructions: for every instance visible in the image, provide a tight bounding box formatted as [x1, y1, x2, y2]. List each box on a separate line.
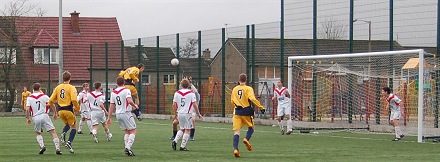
[203, 48, 211, 60]
[70, 11, 80, 34]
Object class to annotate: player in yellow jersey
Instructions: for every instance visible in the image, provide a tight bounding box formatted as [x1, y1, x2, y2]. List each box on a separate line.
[48, 71, 80, 153]
[118, 63, 144, 120]
[230, 73, 265, 158]
[21, 86, 31, 111]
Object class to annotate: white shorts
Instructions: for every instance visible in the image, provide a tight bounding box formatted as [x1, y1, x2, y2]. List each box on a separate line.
[80, 111, 91, 119]
[116, 112, 136, 131]
[91, 111, 107, 125]
[390, 111, 401, 121]
[277, 104, 291, 117]
[178, 113, 193, 129]
[32, 114, 55, 133]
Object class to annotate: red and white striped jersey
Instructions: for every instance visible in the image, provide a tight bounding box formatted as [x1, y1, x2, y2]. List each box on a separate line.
[26, 92, 50, 117]
[274, 87, 289, 106]
[387, 93, 402, 113]
[87, 91, 105, 112]
[173, 89, 196, 114]
[78, 90, 90, 112]
[110, 87, 133, 114]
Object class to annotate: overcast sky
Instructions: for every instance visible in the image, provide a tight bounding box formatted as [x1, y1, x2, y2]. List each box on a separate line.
[4, 0, 280, 40]
[1, 0, 437, 47]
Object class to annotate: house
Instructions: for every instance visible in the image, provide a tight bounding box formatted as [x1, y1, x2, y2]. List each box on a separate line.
[0, 11, 127, 105]
[210, 38, 405, 83]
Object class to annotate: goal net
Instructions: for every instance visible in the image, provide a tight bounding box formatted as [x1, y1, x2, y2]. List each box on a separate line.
[288, 49, 438, 143]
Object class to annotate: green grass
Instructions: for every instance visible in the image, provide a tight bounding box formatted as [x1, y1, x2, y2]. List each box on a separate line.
[1, 117, 440, 162]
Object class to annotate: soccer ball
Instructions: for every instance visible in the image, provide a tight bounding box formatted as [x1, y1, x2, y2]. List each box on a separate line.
[171, 58, 179, 66]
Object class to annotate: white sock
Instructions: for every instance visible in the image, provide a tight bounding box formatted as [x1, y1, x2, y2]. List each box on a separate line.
[92, 129, 97, 135]
[124, 134, 129, 146]
[53, 138, 60, 150]
[394, 127, 400, 138]
[87, 120, 93, 133]
[174, 130, 183, 143]
[278, 121, 283, 130]
[78, 120, 84, 132]
[105, 130, 110, 135]
[395, 126, 402, 136]
[36, 135, 44, 148]
[287, 120, 293, 131]
[126, 134, 135, 150]
[181, 134, 190, 148]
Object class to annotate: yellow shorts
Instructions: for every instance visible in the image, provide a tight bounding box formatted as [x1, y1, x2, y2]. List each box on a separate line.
[232, 115, 254, 131]
[59, 110, 76, 126]
[124, 85, 138, 97]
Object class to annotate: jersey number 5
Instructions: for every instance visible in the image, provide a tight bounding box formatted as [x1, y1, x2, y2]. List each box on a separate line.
[180, 98, 185, 107]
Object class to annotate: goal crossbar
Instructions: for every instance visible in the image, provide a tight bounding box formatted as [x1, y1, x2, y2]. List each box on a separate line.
[287, 49, 425, 143]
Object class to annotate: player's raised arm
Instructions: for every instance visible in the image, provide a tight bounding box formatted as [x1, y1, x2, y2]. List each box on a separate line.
[128, 68, 139, 83]
[247, 88, 264, 110]
[70, 86, 80, 112]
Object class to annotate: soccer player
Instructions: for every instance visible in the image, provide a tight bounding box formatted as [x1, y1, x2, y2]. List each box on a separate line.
[382, 87, 404, 141]
[87, 82, 112, 143]
[48, 71, 80, 153]
[169, 77, 200, 141]
[188, 77, 200, 141]
[171, 79, 203, 151]
[77, 83, 92, 135]
[231, 73, 265, 158]
[272, 79, 293, 135]
[118, 64, 145, 121]
[107, 77, 139, 156]
[22, 86, 31, 111]
[26, 83, 62, 155]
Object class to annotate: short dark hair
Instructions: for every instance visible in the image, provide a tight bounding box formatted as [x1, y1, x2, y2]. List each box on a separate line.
[239, 73, 247, 83]
[94, 82, 102, 89]
[33, 83, 41, 91]
[382, 87, 391, 94]
[116, 77, 125, 86]
[137, 63, 144, 69]
[181, 79, 190, 89]
[279, 79, 284, 84]
[63, 71, 71, 82]
[82, 83, 89, 88]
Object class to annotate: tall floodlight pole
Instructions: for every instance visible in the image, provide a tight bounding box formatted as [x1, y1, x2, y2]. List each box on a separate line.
[58, 0, 63, 83]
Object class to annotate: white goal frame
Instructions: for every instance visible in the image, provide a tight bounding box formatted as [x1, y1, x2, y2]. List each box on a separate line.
[287, 49, 425, 143]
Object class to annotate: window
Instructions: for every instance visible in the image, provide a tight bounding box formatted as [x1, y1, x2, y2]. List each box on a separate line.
[142, 74, 150, 85]
[164, 74, 175, 84]
[34, 48, 59, 64]
[0, 47, 16, 64]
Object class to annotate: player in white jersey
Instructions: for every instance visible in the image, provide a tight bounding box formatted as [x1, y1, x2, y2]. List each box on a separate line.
[171, 79, 203, 151]
[272, 80, 293, 135]
[77, 83, 92, 135]
[86, 82, 112, 143]
[108, 77, 139, 156]
[25, 83, 62, 155]
[382, 87, 404, 141]
[170, 77, 201, 141]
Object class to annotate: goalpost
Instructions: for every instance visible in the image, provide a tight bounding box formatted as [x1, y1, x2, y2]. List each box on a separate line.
[287, 49, 435, 143]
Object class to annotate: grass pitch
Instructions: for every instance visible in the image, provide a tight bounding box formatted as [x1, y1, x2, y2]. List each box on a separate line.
[1, 116, 440, 162]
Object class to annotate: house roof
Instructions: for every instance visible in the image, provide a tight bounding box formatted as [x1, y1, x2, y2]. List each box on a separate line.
[179, 58, 211, 79]
[212, 38, 405, 66]
[125, 46, 176, 72]
[15, 16, 127, 81]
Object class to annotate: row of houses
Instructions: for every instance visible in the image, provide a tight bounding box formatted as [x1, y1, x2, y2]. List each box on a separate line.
[0, 12, 435, 105]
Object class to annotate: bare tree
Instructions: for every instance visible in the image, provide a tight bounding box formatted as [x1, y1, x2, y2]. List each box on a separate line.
[0, 0, 45, 112]
[174, 38, 198, 58]
[318, 17, 347, 40]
